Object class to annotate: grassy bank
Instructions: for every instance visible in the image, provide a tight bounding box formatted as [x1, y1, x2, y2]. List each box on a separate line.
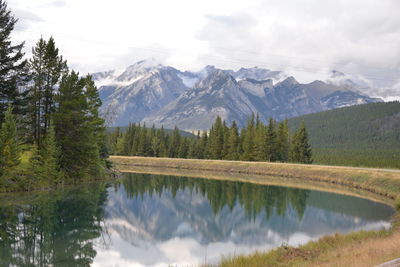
[110, 156, 400, 267]
[110, 156, 400, 200]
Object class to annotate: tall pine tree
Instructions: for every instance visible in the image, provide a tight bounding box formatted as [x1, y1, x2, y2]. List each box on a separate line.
[0, 0, 28, 122]
[28, 37, 67, 146]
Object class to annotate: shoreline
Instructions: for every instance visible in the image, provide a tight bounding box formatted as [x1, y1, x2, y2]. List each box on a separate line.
[110, 156, 400, 202]
[110, 155, 400, 267]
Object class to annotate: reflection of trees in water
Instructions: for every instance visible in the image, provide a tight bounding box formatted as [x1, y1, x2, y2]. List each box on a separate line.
[0, 183, 109, 267]
[119, 174, 310, 221]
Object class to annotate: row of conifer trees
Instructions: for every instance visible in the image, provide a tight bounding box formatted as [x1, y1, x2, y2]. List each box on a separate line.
[107, 114, 313, 164]
[0, 0, 107, 191]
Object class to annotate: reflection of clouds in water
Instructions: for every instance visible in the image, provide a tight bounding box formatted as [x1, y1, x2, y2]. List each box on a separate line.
[91, 176, 394, 266]
[93, 220, 390, 267]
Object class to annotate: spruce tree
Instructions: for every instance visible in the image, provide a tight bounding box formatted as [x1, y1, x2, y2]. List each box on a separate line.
[178, 138, 189, 158]
[222, 122, 230, 159]
[277, 120, 290, 162]
[265, 118, 278, 161]
[254, 123, 267, 161]
[0, 105, 21, 181]
[137, 124, 149, 156]
[290, 122, 313, 164]
[168, 127, 181, 158]
[187, 139, 197, 159]
[241, 114, 255, 161]
[0, 0, 29, 122]
[53, 71, 103, 180]
[40, 124, 61, 184]
[84, 75, 106, 159]
[199, 131, 208, 159]
[28, 145, 45, 188]
[226, 121, 240, 160]
[157, 126, 168, 157]
[208, 116, 224, 159]
[150, 136, 161, 157]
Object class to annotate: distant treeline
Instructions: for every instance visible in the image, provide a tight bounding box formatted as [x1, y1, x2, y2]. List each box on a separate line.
[288, 101, 400, 169]
[107, 114, 313, 164]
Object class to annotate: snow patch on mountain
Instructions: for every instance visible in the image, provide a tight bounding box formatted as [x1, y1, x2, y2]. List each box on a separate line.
[93, 60, 383, 128]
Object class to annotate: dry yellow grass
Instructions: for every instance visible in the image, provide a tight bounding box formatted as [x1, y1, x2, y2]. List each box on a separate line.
[311, 229, 400, 267]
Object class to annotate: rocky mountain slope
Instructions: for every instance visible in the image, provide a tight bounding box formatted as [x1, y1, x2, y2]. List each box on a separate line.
[93, 60, 381, 130]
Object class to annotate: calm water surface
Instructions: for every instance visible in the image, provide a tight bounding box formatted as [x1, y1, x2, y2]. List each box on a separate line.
[0, 173, 394, 266]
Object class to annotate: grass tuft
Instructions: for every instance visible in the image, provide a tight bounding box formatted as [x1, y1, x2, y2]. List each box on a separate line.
[396, 195, 400, 211]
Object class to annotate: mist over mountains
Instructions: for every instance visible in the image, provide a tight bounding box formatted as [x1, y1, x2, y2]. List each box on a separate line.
[93, 59, 381, 130]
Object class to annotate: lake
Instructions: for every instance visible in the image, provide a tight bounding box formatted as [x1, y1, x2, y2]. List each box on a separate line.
[0, 173, 394, 266]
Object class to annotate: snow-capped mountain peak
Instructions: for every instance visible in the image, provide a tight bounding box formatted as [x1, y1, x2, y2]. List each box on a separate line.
[93, 60, 382, 129]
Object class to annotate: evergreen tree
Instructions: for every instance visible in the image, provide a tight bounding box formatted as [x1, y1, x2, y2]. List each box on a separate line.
[27, 145, 45, 188]
[150, 136, 161, 157]
[254, 122, 267, 161]
[137, 124, 149, 156]
[84, 75, 106, 158]
[277, 120, 290, 162]
[43, 37, 67, 130]
[222, 122, 230, 159]
[265, 118, 278, 161]
[0, 0, 29, 123]
[27, 38, 46, 145]
[187, 138, 197, 159]
[290, 122, 313, 164]
[208, 116, 224, 159]
[178, 138, 189, 158]
[168, 127, 181, 158]
[0, 105, 21, 181]
[226, 121, 240, 160]
[27, 37, 67, 145]
[131, 123, 141, 155]
[53, 72, 103, 180]
[241, 114, 255, 161]
[157, 126, 168, 157]
[40, 124, 61, 184]
[199, 131, 208, 159]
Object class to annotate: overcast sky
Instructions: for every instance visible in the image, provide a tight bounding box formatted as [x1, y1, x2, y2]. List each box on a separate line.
[7, 0, 400, 100]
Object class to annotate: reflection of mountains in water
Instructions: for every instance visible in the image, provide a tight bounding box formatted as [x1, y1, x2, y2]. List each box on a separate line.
[104, 173, 394, 246]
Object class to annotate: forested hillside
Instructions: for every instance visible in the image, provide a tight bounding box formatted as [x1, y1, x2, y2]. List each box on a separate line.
[288, 102, 400, 168]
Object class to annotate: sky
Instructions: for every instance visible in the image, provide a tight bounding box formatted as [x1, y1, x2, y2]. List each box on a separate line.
[7, 0, 400, 100]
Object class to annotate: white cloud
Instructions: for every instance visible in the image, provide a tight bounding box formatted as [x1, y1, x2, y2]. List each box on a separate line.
[6, 0, 400, 100]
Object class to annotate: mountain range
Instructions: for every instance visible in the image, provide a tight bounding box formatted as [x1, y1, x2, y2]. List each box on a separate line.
[93, 59, 382, 130]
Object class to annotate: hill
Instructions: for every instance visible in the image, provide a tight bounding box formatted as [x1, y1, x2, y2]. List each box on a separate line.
[287, 101, 400, 169]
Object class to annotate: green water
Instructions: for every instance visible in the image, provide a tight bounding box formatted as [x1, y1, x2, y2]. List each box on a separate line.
[0, 173, 394, 266]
